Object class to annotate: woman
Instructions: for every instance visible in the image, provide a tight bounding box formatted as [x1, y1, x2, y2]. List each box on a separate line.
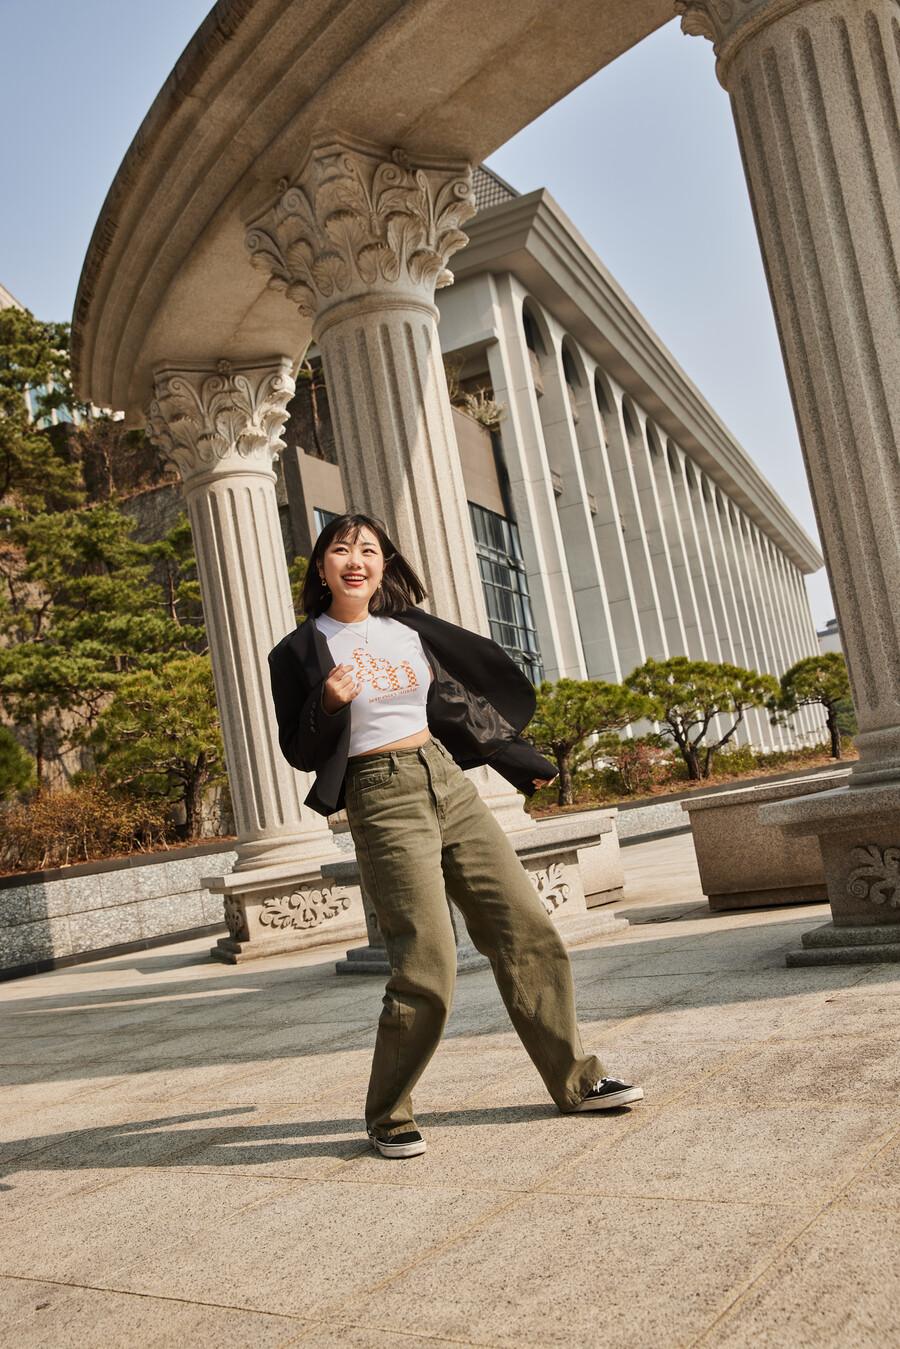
[269, 513, 642, 1158]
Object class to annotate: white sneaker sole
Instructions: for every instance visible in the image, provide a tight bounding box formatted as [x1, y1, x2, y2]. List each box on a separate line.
[573, 1085, 644, 1111]
[369, 1135, 427, 1158]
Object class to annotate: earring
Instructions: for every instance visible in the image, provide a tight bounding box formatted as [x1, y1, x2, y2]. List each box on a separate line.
[319, 574, 328, 589]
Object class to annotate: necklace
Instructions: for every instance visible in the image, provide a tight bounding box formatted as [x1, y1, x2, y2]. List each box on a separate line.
[344, 614, 371, 644]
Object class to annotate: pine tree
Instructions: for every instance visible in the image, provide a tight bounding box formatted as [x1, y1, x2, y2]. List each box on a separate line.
[526, 679, 650, 806]
[625, 657, 778, 780]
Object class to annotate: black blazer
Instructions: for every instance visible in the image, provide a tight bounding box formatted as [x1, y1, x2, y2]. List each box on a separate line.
[268, 608, 556, 816]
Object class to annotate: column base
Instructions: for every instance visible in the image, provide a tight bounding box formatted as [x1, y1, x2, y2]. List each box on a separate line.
[206, 858, 366, 965]
[759, 782, 900, 966]
[786, 920, 900, 966]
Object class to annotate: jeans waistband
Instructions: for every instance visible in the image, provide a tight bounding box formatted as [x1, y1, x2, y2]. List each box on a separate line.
[345, 737, 446, 774]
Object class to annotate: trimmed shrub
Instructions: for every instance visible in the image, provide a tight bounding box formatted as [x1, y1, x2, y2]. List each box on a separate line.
[0, 777, 172, 873]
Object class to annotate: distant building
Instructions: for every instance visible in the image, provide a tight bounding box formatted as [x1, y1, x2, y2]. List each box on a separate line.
[275, 167, 825, 747]
[817, 618, 842, 654]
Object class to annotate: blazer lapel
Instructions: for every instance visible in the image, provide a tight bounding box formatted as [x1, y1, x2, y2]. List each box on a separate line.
[285, 620, 332, 692]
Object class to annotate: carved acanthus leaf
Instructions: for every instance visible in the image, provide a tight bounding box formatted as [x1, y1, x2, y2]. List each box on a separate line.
[674, 0, 793, 63]
[674, 0, 735, 44]
[146, 360, 295, 481]
[528, 862, 571, 915]
[846, 845, 900, 907]
[246, 142, 476, 319]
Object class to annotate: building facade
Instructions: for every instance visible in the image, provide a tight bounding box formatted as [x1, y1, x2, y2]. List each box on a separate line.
[264, 169, 824, 747]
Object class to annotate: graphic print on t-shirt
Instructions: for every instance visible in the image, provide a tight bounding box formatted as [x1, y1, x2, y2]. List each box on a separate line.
[352, 648, 419, 702]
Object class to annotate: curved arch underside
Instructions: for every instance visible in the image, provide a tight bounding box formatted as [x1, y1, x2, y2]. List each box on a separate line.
[72, 0, 672, 423]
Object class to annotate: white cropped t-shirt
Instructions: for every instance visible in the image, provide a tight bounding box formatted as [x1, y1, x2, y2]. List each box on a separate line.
[315, 612, 432, 757]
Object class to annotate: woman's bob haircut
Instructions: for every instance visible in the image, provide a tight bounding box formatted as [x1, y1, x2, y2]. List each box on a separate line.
[300, 512, 427, 618]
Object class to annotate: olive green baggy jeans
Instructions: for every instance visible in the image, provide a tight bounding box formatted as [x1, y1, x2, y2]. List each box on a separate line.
[345, 738, 605, 1139]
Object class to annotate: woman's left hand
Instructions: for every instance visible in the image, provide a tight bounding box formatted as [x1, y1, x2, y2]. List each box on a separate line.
[533, 776, 558, 789]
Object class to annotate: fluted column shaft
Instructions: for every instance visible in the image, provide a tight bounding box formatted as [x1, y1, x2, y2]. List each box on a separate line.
[247, 137, 532, 831]
[147, 358, 337, 872]
[679, 0, 900, 782]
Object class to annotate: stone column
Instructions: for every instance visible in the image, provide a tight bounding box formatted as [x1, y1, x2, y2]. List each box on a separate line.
[147, 359, 361, 963]
[246, 137, 532, 834]
[678, 0, 900, 959]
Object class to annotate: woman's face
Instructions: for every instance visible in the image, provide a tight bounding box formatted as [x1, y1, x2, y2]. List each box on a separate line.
[318, 527, 386, 612]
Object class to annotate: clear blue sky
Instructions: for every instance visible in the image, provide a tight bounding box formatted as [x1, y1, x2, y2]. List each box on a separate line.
[0, 0, 833, 626]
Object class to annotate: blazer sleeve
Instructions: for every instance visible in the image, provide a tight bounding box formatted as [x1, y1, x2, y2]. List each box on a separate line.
[488, 735, 558, 796]
[268, 647, 350, 773]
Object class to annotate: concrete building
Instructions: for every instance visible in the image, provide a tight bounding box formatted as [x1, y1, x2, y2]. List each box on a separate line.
[277, 167, 824, 748]
[817, 618, 842, 656]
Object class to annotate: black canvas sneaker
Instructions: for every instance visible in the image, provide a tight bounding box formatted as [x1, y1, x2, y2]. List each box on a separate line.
[367, 1129, 427, 1158]
[573, 1077, 644, 1111]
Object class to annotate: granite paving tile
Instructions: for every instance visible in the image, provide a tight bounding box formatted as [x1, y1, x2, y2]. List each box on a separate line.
[0, 1166, 135, 1227]
[341, 1193, 810, 1349]
[839, 1131, 900, 1211]
[108, 1180, 514, 1317]
[0, 1282, 308, 1349]
[182, 1048, 375, 1107]
[575, 970, 718, 1007]
[167, 1103, 370, 1178]
[770, 990, 900, 1041]
[543, 1101, 900, 1206]
[333, 1101, 639, 1191]
[0, 1171, 296, 1284]
[0, 1100, 265, 1170]
[293, 1322, 479, 1348]
[700, 1207, 900, 1348]
[681, 1037, 900, 1106]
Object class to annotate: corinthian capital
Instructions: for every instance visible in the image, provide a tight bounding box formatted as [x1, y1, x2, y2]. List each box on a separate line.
[245, 138, 476, 322]
[146, 358, 295, 482]
[675, 0, 813, 82]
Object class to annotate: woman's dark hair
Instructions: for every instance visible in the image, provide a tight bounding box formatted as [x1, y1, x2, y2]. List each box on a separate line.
[299, 512, 427, 618]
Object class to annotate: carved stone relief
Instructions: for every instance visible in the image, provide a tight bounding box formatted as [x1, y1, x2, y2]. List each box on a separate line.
[675, 0, 813, 78]
[245, 140, 476, 319]
[528, 862, 571, 914]
[146, 359, 295, 481]
[846, 845, 900, 908]
[259, 885, 352, 931]
[223, 895, 249, 942]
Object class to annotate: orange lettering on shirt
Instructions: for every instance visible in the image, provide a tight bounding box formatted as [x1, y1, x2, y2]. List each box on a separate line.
[352, 648, 419, 697]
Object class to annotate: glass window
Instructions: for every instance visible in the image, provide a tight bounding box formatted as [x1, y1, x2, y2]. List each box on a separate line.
[468, 502, 544, 683]
[313, 507, 339, 537]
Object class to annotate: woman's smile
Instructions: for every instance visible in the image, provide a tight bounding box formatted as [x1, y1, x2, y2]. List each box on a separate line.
[319, 527, 386, 620]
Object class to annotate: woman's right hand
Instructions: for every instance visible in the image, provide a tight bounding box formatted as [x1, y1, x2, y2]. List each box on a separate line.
[321, 663, 360, 715]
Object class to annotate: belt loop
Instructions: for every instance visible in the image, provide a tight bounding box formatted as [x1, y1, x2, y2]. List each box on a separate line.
[389, 751, 398, 774]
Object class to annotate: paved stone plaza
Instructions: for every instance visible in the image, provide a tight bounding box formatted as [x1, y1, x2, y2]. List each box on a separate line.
[0, 832, 898, 1348]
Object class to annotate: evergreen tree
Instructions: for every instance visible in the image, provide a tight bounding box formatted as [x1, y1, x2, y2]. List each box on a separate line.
[0, 306, 82, 518]
[0, 726, 35, 802]
[770, 652, 852, 759]
[87, 654, 226, 842]
[526, 679, 650, 806]
[0, 504, 204, 786]
[625, 657, 778, 780]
